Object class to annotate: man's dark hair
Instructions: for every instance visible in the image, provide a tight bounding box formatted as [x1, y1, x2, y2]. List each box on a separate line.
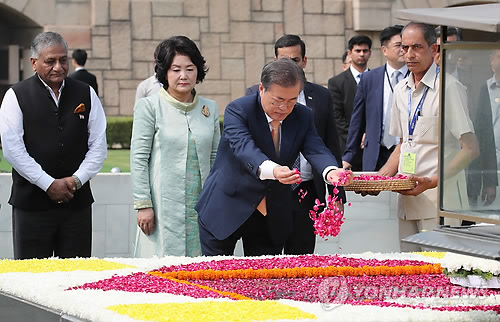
[380, 25, 404, 47]
[403, 22, 437, 46]
[260, 58, 305, 92]
[342, 50, 349, 63]
[274, 34, 306, 58]
[72, 49, 88, 66]
[348, 35, 372, 50]
[155, 35, 208, 88]
[434, 26, 462, 41]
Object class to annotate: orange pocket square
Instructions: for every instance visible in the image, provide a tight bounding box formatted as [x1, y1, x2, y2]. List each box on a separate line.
[74, 103, 86, 113]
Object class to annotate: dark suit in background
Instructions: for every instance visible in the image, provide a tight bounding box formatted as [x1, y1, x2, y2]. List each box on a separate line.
[344, 65, 403, 171]
[247, 82, 346, 254]
[328, 69, 362, 170]
[466, 82, 498, 205]
[196, 92, 339, 256]
[69, 68, 99, 95]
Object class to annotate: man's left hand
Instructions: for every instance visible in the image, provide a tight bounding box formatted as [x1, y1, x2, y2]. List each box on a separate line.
[327, 168, 353, 186]
[398, 175, 437, 196]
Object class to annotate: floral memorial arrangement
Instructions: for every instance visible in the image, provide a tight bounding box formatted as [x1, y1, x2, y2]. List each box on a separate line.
[1, 252, 499, 321]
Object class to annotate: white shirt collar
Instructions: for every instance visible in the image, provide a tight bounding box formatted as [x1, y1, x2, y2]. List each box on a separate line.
[37, 74, 65, 93]
[407, 62, 438, 90]
[350, 65, 366, 79]
[37, 74, 65, 105]
[265, 113, 282, 125]
[386, 63, 408, 79]
[298, 90, 306, 106]
[487, 74, 500, 89]
[74, 67, 85, 72]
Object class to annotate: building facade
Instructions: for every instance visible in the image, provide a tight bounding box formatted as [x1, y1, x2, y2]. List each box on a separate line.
[0, 0, 485, 116]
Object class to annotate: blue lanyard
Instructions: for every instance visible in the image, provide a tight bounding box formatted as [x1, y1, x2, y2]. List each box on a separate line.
[407, 66, 440, 141]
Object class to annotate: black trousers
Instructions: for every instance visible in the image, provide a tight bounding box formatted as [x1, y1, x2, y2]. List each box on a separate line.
[283, 180, 317, 255]
[12, 206, 92, 259]
[199, 210, 283, 257]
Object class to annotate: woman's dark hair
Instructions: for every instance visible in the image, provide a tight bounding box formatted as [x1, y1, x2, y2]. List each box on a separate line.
[155, 36, 208, 88]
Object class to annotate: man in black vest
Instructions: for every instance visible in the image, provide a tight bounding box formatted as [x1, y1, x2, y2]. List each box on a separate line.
[69, 49, 99, 95]
[0, 32, 107, 259]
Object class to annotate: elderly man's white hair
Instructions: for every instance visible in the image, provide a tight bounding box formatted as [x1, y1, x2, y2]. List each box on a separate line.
[31, 31, 68, 59]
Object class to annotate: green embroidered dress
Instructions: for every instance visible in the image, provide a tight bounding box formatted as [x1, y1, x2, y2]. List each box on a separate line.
[131, 88, 220, 257]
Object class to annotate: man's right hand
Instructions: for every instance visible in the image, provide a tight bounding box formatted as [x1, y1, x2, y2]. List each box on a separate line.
[273, 166, 301, 185]
[47, 178, 75, 204]
[482, 186, 496, 206]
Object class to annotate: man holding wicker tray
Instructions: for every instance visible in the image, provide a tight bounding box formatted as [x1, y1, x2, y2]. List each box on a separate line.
[369, 22, 479, 251]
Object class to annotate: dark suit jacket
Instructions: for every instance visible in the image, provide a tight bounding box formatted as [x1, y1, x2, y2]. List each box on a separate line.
[343, 65, 386, 171]
[246, 82, 345, 204]
[195, 92, 338, 245]
[467, 83, 498, 196]
[328, 69, 357, 154]
[69, 69, 98, 95]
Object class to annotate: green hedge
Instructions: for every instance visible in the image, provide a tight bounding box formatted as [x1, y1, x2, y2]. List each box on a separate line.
[107, 116, 133, 149]
[107, 116, 224, 149]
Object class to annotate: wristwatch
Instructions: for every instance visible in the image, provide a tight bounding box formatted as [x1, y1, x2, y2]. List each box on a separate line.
[72, 175, 82, 190]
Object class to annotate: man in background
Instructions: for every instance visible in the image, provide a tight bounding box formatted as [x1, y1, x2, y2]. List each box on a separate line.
[69, 49, 98, 95]
[467, 48, 499, 208]
[342, 50, 351, 71]
[328, 35, 372, 170]
[135, 42, 162, 102]
[343, 25, 408, 171]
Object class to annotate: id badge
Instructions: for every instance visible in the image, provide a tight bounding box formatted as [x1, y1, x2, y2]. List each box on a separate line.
[402, 152, 417, 174]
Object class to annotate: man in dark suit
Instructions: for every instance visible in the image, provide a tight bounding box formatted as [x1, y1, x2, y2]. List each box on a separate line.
[343, 25, 408, 171]
[196, 58, 352, 256]
[246, 34, 345, 255]
[328, 35, 372, 170]
[466, 49, 499, 207]
[69, 49, 98, 95]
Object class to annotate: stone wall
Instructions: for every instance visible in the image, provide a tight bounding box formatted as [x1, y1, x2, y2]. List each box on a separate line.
[0, 0, 482, 116]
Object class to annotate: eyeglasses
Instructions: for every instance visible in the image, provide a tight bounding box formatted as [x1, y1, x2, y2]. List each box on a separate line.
[271, 98, 297, 108]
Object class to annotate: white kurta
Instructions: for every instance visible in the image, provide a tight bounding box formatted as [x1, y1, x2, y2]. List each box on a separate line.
[131, 88, 220, 257]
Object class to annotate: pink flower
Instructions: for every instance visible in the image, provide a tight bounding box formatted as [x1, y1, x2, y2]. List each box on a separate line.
[308, 170, 353, 239]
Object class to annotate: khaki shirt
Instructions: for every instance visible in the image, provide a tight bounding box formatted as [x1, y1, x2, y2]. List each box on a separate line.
[390, 62, 474, 220]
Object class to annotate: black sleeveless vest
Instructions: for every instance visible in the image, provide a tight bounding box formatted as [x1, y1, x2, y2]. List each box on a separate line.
[9, 75, 94, 210]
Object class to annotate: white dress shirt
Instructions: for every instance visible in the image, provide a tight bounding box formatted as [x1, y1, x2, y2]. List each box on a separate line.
[350, 65, 368, 84]
[487, 75, 500, 169]
[296, 90, 313, 182]
[258, 102, 336, 183]
[383, 63, 408, 147]
[0, 76, 107, 192]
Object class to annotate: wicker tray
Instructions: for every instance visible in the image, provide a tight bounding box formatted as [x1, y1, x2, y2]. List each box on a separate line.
[344, 178, 416, 192]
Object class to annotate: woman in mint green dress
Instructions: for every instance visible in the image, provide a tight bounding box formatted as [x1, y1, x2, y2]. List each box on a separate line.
[131, 36, 220, 257]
